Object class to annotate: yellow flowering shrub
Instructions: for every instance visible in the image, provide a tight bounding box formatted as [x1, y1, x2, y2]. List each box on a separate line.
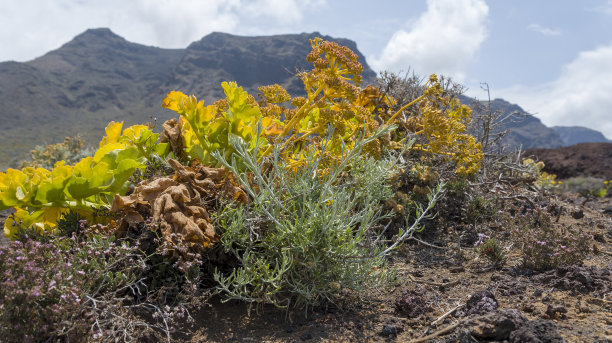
[162, 39, 483, 175]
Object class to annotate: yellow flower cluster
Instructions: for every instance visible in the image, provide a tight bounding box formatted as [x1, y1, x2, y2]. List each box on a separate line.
[162, 41, 484, 176]
[522, 158, 560, 188]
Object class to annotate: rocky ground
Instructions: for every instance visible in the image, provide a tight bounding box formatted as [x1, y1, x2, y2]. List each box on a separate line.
[170, 191, 611, 343]
[1, 193, 609, 342]
[524, 142, 612, 180]
[2, 143, 611, 342]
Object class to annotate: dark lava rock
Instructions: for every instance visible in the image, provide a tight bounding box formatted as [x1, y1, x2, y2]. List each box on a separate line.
[524, 143, 612, 180]
[534, 265, 612, 295]
[299, 331, 313, 341]
[545, 304, 568, 319]
[395, 288, 429, 318]
[493, 275, 527, 296]
[379, 324, 404, 337]
[465, 290, 499, 315]
[571, 208, 584, 219]
[441, 329, 479, 343]
[509, 319, 566, 343]
[464, 309, 567, 342]
[468, 309, 528, 340]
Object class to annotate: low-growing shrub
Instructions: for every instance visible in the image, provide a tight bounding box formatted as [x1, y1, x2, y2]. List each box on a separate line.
[505, 205, 592, 271]
[21, 135, 94, 170]
[0, 233, 141, 341]
[557, 176, 606, 197]
[211, 125, 442, 309]
[466, 196, 497, 224]
[474, 234, 506, 265]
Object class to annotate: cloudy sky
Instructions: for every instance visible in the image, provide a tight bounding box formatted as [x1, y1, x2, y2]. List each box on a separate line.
[1, 0, 611, 138]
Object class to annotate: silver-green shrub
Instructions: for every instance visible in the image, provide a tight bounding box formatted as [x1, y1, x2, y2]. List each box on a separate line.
[211, 125, 431, 309]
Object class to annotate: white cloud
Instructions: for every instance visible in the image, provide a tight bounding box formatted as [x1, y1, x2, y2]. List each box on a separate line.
[528, 24, 562, 36]
[243, 0, 326, 26]
[370, 0, 489, 81]
[588, 0, 612, 15]
[500, 44, 612, 139]
[0, 0, 327, 62]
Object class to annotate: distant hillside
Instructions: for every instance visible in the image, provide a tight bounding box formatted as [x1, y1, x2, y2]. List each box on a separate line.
[0, 28, 375, 169]
[524, 142, 612, 180]
[552, 126, 611, 146]
[461, 97, 565, 149]
[1, 28, 608, 170]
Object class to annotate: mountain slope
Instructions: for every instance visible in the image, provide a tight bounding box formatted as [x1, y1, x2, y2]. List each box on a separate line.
[0, 29, 375, 169]
[0, 28, 607, 170]
[168, 31, 376, 102]
[462, 97, 565, 149]
[552, 126, 611, 146]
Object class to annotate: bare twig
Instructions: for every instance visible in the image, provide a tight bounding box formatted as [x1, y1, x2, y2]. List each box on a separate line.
[497, 195, 536, 208]
[407, 236, 445, 249]
[407, 274, 460, 288]
[408, 321, 463, 343]
[431, 303, 464, 327]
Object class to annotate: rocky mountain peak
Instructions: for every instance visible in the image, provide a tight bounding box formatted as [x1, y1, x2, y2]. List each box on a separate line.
[0, 28, 608, 170]
[61, 27, 128, 50]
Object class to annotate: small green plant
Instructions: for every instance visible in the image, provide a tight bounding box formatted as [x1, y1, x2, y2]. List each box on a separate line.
[211, 127, 396, 309]
[590, 179, 611, 198]
[21, 136, 94, 170]
[466, 196, 496, 223]
[55, 210, 87, 237]
[474, 234, 506, 264]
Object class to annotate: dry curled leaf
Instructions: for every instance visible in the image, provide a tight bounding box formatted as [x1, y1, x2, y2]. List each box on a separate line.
[111, 159, 248, 253]
[160, 118, 184, 157]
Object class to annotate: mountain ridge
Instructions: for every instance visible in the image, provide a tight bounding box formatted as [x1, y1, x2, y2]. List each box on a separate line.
[0, 28, 605, 169]
[1, 28, 379, 169]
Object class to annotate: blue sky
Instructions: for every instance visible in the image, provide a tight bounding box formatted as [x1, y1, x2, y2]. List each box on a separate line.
[2, 0, 611, 137]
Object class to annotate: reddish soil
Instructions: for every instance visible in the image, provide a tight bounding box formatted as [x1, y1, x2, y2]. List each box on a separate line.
[524, 142, 612, 180]
[1, 169, 611, 342]
[1, 197, 610, 342]
[169, 192, 611, 343]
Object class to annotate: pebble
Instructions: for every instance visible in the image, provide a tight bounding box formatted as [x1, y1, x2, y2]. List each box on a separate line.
[379, 324, 404, 337]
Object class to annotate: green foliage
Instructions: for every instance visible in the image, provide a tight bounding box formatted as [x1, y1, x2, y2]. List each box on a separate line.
[55, 210, 86, 238]
[162, 82, 263, 165]
[211, 125, 399, 309]
[466, 196, 497, 223]
[21, 136, 94, 170]
[444, 177, 469, 197]
[0, 122, 169, 238]
[475, 237, 506, 264]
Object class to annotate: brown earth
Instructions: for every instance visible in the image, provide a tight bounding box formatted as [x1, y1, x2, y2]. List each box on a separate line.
[1, 192, 610, 342]
[168, 136, 611, 342]
[163, 191, 611, 343]
[0, 196, 610, 342]
[524, 142, 612, 180]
